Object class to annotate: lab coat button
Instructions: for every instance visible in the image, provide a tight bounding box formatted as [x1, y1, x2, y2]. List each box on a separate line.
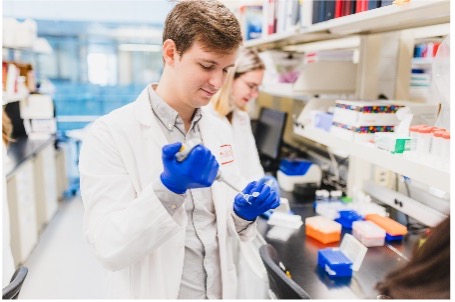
[171, 204, 177, 210]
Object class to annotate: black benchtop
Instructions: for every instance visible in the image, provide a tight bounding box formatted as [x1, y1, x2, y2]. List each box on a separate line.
[5, 136, 56, 178]
[258, 190, 419, 299]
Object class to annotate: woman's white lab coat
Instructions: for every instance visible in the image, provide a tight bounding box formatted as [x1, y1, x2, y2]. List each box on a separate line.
[204, 105, 264, 183]
[79, 88, 256, 299]
[204, 104, 270, 299]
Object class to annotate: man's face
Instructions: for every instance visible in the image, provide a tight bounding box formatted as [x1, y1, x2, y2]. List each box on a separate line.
[171, 41, 237, 109]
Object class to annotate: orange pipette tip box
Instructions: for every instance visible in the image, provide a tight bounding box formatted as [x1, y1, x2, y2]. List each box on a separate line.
[365, 214, 407, 236]
[305, 216, 342, 244]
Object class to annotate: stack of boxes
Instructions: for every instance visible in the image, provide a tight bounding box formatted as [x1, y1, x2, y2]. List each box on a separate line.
[330, 100, 403, 142]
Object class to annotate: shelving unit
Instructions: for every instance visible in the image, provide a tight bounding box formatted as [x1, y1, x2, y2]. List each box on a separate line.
[245, 0, 450, 51]
[260, 83, 310, 101]
[294, 126, 450, 193]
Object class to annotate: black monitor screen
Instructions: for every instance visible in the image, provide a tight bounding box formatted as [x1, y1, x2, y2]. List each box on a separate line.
[255, 107, 287, 160]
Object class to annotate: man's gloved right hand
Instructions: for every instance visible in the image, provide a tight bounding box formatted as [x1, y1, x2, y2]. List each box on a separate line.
[160, 142, 219, 194]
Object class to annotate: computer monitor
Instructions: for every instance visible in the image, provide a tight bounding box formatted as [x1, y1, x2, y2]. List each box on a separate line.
[254, 107, 288, 171]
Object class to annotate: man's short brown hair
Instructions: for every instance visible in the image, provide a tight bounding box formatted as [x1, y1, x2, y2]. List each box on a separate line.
[163, 0, 242, 56]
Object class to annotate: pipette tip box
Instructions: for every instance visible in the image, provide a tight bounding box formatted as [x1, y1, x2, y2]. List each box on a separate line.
[352, 220, 386, 247]
[317, 234, 368, 278]
[305, 216, 342, 244]
[365, 214, 407, 241]
[334, 210, 363, 229]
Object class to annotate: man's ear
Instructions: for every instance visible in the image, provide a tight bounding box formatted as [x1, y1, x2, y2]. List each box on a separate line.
[162, 39, 177, 66]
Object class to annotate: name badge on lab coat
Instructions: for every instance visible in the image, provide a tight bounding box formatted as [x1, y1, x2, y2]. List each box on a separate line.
[219, 144, 234, 165]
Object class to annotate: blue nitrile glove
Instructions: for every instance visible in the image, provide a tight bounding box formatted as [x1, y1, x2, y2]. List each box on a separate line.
[160, 142, 219, 194]
[258, 175, 280, 198]
[233, 181, 280, 221]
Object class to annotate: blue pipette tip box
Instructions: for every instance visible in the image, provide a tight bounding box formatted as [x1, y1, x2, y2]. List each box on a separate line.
[317, 234, 368, 278]
[385, 233, 404, 241]
[334, 210, 363, 230]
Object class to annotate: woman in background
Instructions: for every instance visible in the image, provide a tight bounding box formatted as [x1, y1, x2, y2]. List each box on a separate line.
[209, 48, 276, 186]
[208, 48, 278, 299]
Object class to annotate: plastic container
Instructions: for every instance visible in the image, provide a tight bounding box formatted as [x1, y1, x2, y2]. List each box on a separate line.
[431, 130, 446, 160]
[317, 234, 368, 278]
[442, 132, 450, 163]
[409, 125, 421, 153]
[315, 201, 347, 220]
[416, 126, 432, 156]
[313, 189, 330, 210]
[330, 190, 343, 202]
[305, 216, 342, 244]
[365, 214, 407, 241]
[277, 159, 322, 191]
[352, 201, 387, 217]
[334, 210, 363, 229]
[352, 220, 386, 247]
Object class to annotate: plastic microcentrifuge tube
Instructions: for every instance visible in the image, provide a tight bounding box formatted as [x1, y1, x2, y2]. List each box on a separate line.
[242, 192, 260, 205]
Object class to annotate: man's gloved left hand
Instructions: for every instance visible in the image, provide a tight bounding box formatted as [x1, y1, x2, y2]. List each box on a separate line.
[233, 181, 280, 221]
[258, 175, 280, 197]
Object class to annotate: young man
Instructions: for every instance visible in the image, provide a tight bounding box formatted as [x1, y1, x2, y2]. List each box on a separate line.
[79, 0, 280, 299]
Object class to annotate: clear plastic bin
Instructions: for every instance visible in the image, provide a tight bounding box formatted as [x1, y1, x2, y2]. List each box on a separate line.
[352, 220, 386, 247]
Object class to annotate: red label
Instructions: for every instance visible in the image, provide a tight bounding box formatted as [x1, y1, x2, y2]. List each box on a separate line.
[219, 144, 234, 165]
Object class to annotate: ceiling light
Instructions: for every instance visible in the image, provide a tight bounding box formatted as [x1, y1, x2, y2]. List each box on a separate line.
[118, 44, 161, 52]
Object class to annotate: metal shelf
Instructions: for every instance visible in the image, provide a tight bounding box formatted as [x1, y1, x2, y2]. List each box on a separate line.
[295, 126, 450, 192]
[245, 0, 450, 51]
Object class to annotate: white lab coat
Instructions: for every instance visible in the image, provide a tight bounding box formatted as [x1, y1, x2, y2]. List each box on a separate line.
[204, 104, 270, 299]
[204, 105, 264, 183]
[79, 87, 257, 299]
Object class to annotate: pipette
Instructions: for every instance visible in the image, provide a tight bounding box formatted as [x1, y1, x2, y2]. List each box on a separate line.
[175, 140, 258, 205]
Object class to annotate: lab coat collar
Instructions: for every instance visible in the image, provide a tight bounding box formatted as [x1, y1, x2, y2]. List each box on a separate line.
[133, 85, 155, 127]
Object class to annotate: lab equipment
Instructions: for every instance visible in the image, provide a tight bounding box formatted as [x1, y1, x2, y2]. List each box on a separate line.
[365, 214, 407, 241]
[305, 216, 341, 244]
[317, 234, 368, 278]
[315, 201, 348, 220]
[277, 158, 322, 192]
[266, 211, 303, 241]
[160, 142, 219, 194]
[293, 183, 318, 200]
[176, 139, 257, 204]
[334, 210, 363, 230]
[352, 220, 386, 247]
[267, 211, 302, 229]
[254, 108, 288, 171]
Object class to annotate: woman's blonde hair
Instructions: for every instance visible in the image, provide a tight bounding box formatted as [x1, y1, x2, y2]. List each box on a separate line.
[211, 47, 265, 117]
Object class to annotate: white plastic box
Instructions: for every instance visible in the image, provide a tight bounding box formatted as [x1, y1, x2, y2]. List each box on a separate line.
[352, 220, 386, 247]
[332, 100, 402, 127]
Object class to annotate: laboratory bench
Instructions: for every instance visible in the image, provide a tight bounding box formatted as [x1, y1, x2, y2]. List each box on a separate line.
[5, 136, 55, 177]
[5, 136, 67, 266]
[258, 190, 420, 299]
